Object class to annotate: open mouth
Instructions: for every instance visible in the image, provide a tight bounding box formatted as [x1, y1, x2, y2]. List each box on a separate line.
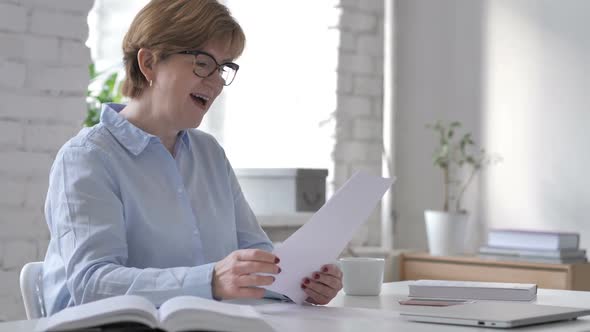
[190, 93, 210, 108]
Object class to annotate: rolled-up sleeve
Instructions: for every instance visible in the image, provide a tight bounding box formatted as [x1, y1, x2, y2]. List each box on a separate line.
[46, 146, 216, 308]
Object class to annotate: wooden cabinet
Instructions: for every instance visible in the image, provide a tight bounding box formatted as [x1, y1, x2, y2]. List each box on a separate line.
[399, 252, 590, 290]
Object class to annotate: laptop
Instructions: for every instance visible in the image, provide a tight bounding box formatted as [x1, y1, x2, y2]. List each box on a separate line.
[400, 301, 590, 328]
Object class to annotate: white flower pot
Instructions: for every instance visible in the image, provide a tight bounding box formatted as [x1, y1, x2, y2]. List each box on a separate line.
[424, 210, 469, 256]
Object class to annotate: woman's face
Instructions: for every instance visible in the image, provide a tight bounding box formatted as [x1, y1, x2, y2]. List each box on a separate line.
[150, 39, 233, 132]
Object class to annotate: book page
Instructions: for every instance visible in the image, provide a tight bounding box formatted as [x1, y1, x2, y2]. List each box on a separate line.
[35, 295, 158, 332]
[158, 296, 261, 322]
[158, 296, 273, 332]
[264, 171, 394, 304]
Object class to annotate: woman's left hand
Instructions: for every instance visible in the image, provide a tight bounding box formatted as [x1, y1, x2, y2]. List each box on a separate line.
[301, 264, 343, 305]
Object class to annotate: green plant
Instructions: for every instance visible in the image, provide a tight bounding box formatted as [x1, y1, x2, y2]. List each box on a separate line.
[427, 120, 498, 213]
[84, 63, 123, 127]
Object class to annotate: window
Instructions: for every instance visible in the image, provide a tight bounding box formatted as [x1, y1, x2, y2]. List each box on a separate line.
[206, 0, 339, 169]
[88, 0, 339, 170]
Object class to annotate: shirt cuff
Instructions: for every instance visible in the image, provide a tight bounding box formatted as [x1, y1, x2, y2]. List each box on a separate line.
[183, 262, 216, 299]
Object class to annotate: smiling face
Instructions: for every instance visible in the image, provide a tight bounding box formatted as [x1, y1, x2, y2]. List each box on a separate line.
[149, 38, 233, 132]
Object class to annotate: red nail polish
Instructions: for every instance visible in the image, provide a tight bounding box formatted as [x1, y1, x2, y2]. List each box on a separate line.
[304, 278, 310, 284]
[278, 267, 282, 273]
[274, 257, 280, 264]
[301, 284, 307, 289]
[322, 267, 328, 273]
[313, 273, 320, 279]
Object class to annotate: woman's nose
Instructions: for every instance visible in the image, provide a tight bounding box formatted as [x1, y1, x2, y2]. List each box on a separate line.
[203, 70, 224, 87]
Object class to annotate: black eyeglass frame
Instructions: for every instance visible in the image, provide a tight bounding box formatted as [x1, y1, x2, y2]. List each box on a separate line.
[177, 50, 240, 86]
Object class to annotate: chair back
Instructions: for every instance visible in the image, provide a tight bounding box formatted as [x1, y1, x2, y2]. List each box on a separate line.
[19, 261, 46, 319]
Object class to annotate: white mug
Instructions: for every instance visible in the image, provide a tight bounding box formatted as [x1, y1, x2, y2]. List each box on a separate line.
[339, 257, 385, 296]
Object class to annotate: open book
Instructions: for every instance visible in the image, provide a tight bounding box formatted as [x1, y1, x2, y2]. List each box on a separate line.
[36, 295, 274, 332]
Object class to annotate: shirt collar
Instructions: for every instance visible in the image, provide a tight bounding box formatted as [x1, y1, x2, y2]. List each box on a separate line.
[100, 103, 190, 156]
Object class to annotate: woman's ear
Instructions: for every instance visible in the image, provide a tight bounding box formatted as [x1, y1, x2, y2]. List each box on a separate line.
[137, 48, 155, 83]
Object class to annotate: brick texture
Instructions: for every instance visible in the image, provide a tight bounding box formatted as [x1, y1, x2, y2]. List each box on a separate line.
[30, 10, 89, 41]
[334, 0, 384, 246]
[0, 0, 387, 320]
[0, 0, 92, 321]
[0, 61, 26, 89]
[0, 3, 27, 33]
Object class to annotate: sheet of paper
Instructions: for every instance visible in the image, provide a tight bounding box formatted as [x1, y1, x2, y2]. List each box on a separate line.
[264, 171, 394, 304]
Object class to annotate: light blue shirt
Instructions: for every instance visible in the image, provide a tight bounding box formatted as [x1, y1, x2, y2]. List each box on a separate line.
[42, 103, 274, 315]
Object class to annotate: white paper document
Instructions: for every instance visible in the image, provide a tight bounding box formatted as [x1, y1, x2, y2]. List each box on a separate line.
[264, 171, 394, 304]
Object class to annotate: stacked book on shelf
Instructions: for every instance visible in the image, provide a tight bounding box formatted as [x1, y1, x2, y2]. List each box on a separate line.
[478, 229, 587, 264]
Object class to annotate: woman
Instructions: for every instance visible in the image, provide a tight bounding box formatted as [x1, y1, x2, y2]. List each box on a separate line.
[42, 0, 342, 315]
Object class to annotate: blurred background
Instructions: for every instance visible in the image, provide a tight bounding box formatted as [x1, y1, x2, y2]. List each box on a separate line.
[1, 0, 589, 320]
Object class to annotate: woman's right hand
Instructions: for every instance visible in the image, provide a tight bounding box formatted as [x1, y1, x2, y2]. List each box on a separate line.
[212, 249, 281, 300]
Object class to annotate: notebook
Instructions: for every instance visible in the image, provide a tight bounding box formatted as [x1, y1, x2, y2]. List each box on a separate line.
[400, 301, 590, 328]
[408, 280, 537, 301]
[487, 229, 580, 250]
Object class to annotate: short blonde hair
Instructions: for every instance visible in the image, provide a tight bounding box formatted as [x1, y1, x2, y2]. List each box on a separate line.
[121, 0, 246, 98]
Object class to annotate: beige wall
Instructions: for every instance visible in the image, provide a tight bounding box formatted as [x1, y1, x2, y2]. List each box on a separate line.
[392, 0, 484, 251]
[392, 0, 590, 254]
[482, 0, 590, 250]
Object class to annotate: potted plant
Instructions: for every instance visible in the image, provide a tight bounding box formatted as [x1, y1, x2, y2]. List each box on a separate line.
[424, 121, 498, 256]
[84, 63, 124, 127]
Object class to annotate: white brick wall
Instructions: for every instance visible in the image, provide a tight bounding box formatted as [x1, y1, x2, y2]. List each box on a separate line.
[0, 121, 23, 147]
[0, 0, 92, 320]
[0, 4, 27, 32]
[30, 10, 89, 41]
[30, 65, 89, 92]
[0, 61, 26, 89]
[337, 95, 372, 116]
[0, 0, 385, 320]
[0, 177, 26, 206]
[0, 93, 86, 124]
[334, 0, 385, 246]
[24, 123, 79, 152]
[2, 241, 37, 270]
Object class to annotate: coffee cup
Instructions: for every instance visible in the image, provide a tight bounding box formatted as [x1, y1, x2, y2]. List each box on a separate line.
[339, 257, 385, 296]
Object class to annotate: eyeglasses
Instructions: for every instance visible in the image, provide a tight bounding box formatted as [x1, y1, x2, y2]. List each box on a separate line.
[177, 50, 239, 86]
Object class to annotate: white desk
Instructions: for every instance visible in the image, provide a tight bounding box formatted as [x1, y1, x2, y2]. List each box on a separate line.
[2, 281, 590, 331]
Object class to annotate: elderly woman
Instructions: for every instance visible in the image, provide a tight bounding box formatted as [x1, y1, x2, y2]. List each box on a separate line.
[42, 0, 342, 315]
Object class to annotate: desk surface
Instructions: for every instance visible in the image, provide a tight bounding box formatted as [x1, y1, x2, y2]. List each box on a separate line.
[3, 281, 590, 331]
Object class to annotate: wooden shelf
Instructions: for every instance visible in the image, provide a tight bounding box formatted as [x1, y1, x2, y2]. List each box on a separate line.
[399, 252, 590, 290]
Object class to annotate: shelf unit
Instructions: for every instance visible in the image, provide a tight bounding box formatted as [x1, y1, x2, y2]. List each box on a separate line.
[399, 252, 590, 290]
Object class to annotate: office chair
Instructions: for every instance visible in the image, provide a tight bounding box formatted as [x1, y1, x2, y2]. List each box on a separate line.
[19, 261, 46, 319]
